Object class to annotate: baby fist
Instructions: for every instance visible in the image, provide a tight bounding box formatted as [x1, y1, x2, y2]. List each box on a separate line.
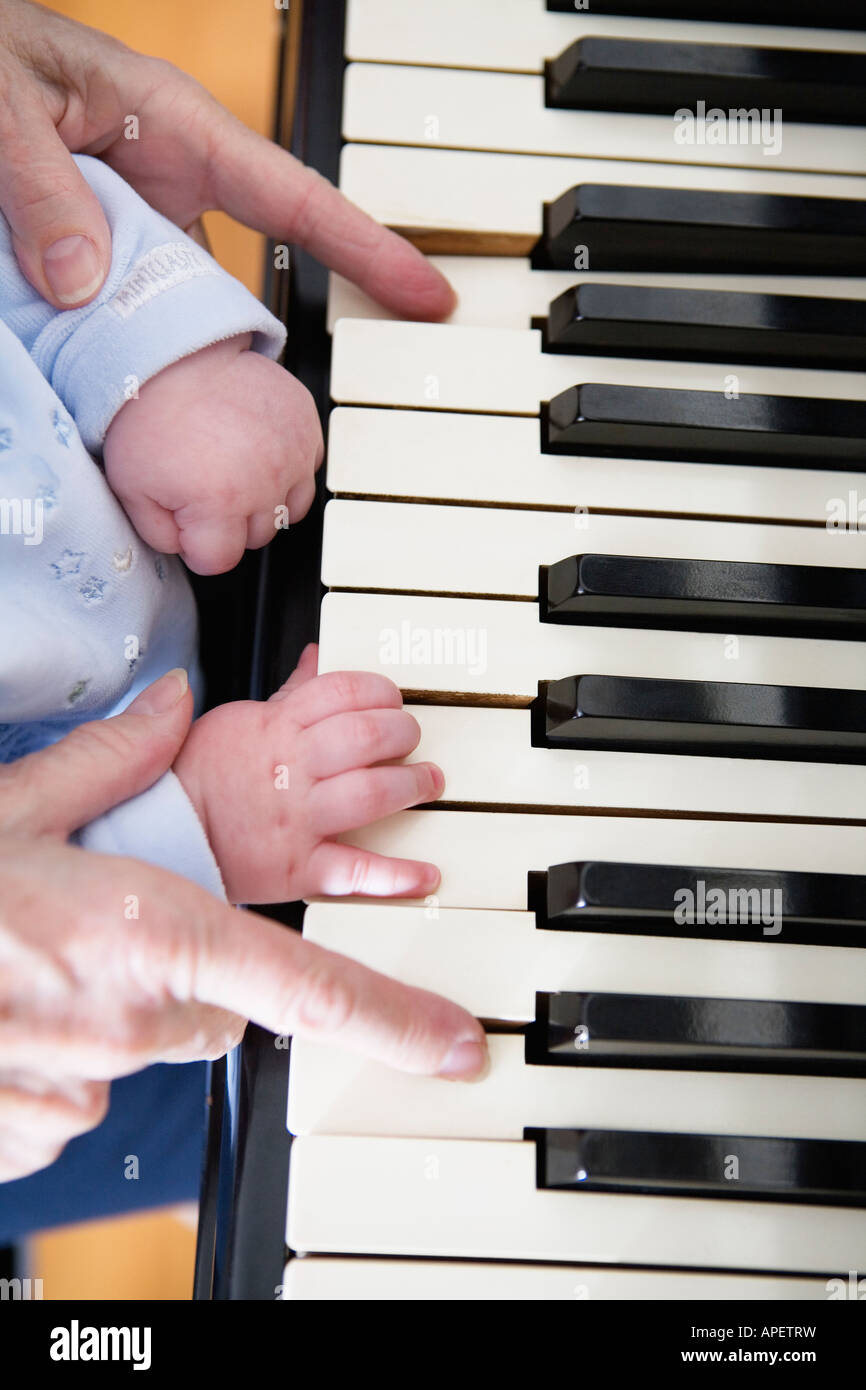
[103, 334, 323, 574]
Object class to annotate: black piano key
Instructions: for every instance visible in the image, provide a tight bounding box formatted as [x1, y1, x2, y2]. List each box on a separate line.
[546, 37, 866, 124]
[531, 1128, 866, 1206]
[541, 283, 866, 370]
[537, 184, 866, 275]
[528, 861, 866, 947]
[532, 674, 866, 763]
[531, 990, 866, 1076]
[539, 554, 866, 639]
[545, 0, 865, 26]
[542, 383, 866, 468]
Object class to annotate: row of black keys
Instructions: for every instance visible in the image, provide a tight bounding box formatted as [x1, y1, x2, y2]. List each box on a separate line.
[539, 283, 864, 371]
[533, 673, 866, 763]
[541, 379, 865, 468]
[524, 991, 865, 1203]
[546, 36, 866, 125]
[529, 852, 866, 1202]
[547, 1, 863, 29]
[540, 554, 866, 641]
[536, 552, 866, 763]
[530, 1126, 864, 1206]
[537, 184, 866, 276]
[531, 860, 865, 947]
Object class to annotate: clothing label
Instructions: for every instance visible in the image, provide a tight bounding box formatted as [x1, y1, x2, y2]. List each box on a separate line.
[109, 242, 217, 320]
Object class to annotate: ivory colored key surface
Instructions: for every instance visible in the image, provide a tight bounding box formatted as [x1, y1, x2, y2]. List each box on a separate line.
[327, 258, 866, 332]
[317, 592, 866, 699]
[329, 321, 866, 414]
[288, 1035, 866, 1141]
[300, 905, 866, 1015]
[281, 1259, 831, 1300]
[343, 63, 866, 176]
[338, 810, 866, 906]
[393, 703, 866, 819]
[320, 501, 866, 597]
[339, 144, 866, 253]
[287, 1135, 866, 1271]
[326, 407, 866, 523]
[345, 0, 866, 69]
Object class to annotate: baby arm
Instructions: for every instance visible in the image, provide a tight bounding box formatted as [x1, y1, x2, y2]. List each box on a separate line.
[0, 155, 321, 574]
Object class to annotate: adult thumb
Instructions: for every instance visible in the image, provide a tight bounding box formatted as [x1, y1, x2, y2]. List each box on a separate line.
[0, 670, 194, 838]
[0, 87, 111, 309]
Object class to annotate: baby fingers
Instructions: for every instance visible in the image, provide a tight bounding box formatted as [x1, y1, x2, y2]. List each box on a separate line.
[177, 515, 249, 576]
[300, 708, 421, 779]
[309, 761, 445, 837]
[305, 841, 439, 898]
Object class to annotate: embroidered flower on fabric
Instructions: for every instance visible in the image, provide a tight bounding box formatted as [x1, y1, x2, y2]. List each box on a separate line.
[112, 546, 134, 572]
[78, 575, 107, 603]
[67, 679, 90, 705]
[50, 549, 85, 579]
[51, 408, 72, 448]
[35, 484, 58, 513]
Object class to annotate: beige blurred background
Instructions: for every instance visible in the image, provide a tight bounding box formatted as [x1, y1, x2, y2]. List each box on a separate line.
[28, 0, 282, 1299]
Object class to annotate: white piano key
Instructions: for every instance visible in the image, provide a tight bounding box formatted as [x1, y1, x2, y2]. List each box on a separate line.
[318, 592, 866, 698]
[300, 905, 866, 1016]
[329, 320, 866, 413]
[337, 809, 866, 907]
[321, 500, 866, 598]
[326, 406, 866, 524]
[281, 1257, 832, 1300]
[288, 1035, 866, 1142]
[327, 257, 866, 332]
[287, 1135, 866, 1272]
[404, 703, 866, 819]
[339, 144, 866, 251]
[344, 63, 866, 176]
[346, 0, 866, 70]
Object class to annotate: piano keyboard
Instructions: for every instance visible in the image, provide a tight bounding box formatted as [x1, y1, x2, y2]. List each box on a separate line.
[282, 0, 866, 1300]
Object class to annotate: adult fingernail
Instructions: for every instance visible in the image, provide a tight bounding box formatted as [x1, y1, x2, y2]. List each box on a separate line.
[437, 1036, 489, 1082]
[128, 669, 189, 716]
[42, 235, 104, 305]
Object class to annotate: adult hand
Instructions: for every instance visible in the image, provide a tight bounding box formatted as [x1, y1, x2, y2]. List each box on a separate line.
[0, 670, 487, 1181]
[0, 0, 455, 315]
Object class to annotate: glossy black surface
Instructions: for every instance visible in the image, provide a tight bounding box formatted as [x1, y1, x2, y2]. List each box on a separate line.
[543, 383, 866, 467]
[533, 673, 866, 762]
[541, 283, 866, 369]
[537, 184, 866, 275]
[529, 861, 866, 947]
[531, 991, 866, 1076]
[539, 554, 866, 638]
[545, 0, 865, 26]
[532, 1128, 866, 1205]
[546, 36, 866, 123]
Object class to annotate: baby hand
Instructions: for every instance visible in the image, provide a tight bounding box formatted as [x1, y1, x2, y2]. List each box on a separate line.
[173, 645, 443, 904]
[102, 334, 323, 574]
